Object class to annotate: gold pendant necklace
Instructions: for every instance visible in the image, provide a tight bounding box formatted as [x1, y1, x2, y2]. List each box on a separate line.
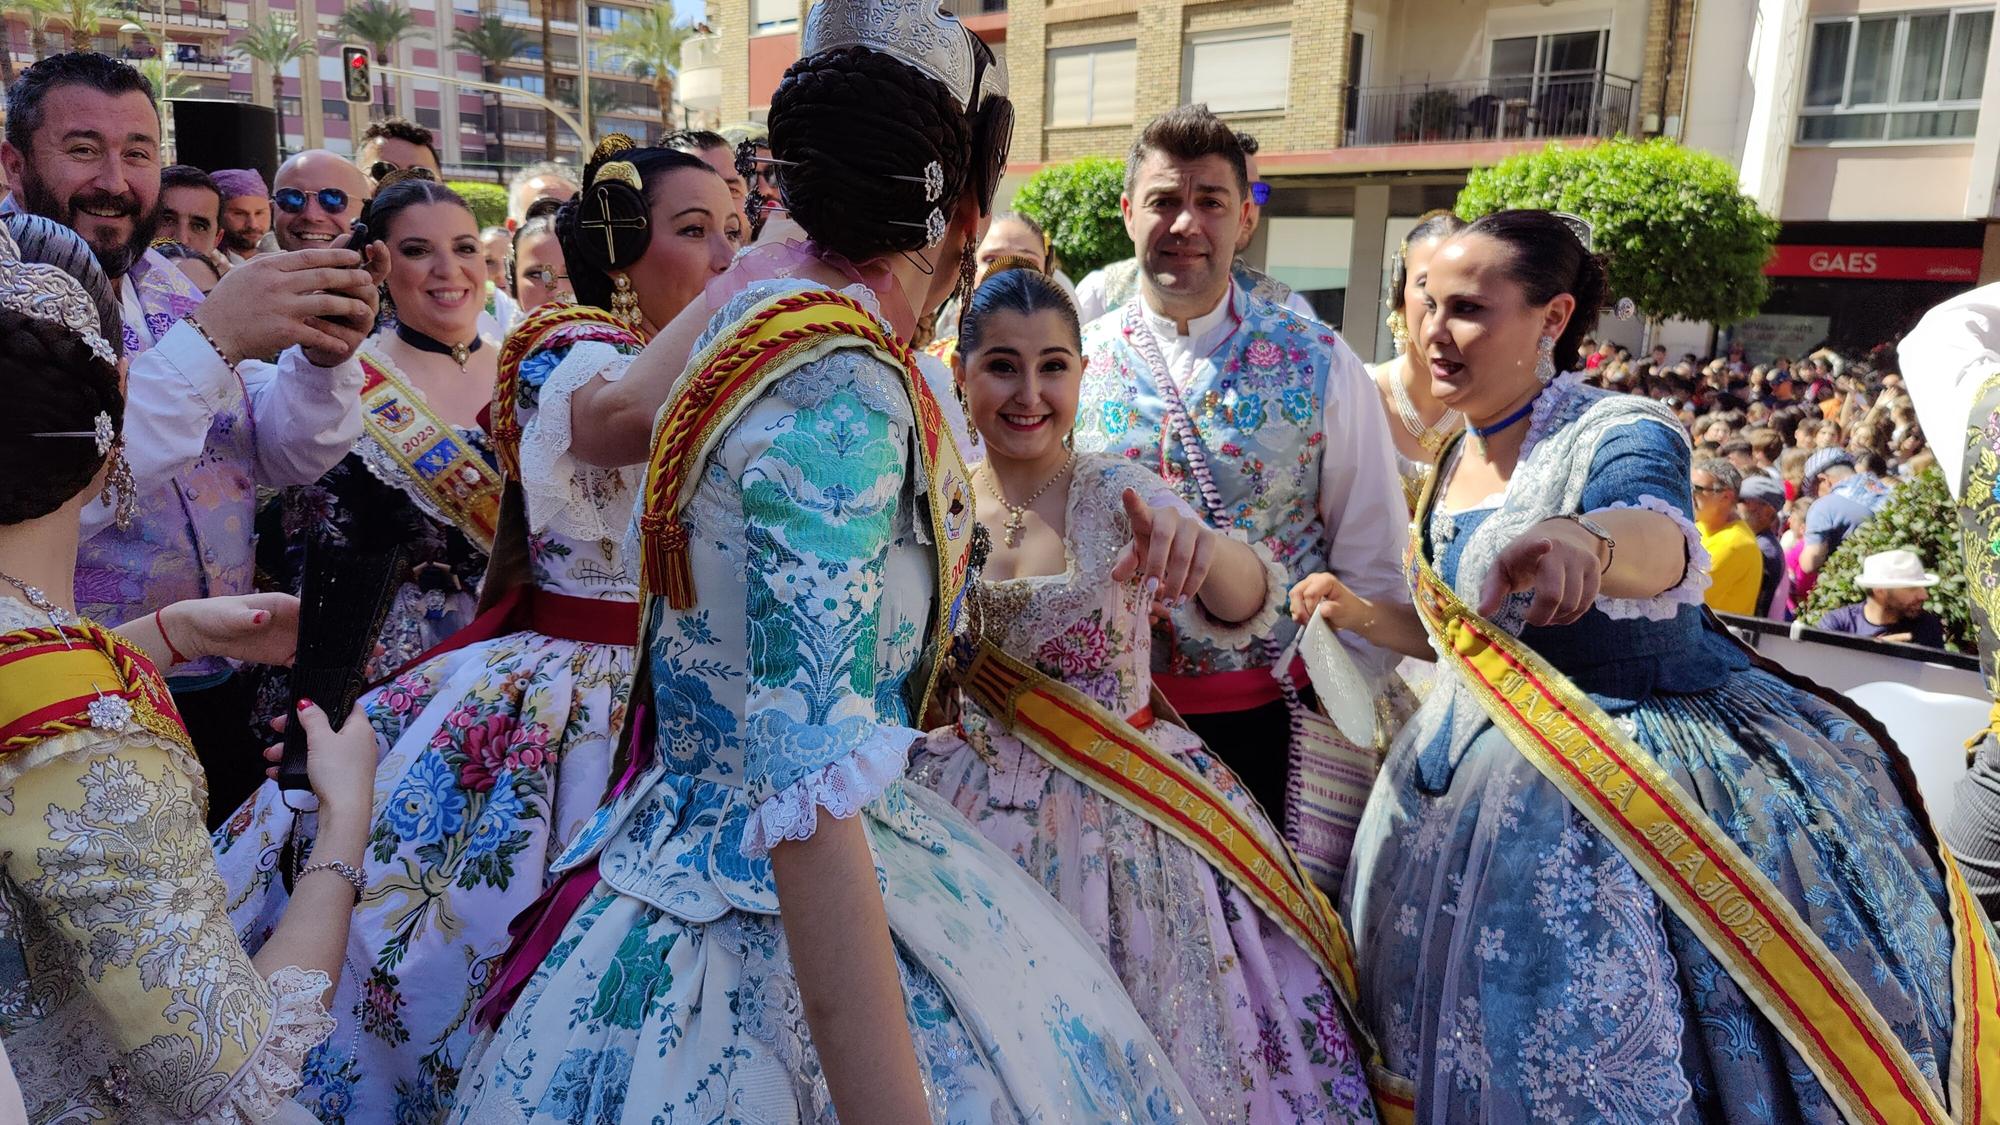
[981, 451, 1074, 548]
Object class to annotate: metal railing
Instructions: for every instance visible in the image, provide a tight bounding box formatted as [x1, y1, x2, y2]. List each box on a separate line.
[1347, 69, 1637, 147]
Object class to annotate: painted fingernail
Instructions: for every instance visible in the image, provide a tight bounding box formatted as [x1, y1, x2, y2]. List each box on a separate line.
[1143, 576, 1160, 594]
[297, 698, 314, 711]
[253, 611, 268, 624]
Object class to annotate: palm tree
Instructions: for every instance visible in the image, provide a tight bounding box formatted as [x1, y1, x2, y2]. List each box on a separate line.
[451, 13, 530, 171]
[231, 15, 313, 156]
[335, 0, 420, 121]
[531, 0, 559, 161]
[604, 8, 689, 132]
[136, 53, 194, 100]
[54, 0, 114, 53]
[559, 79, 626, 144]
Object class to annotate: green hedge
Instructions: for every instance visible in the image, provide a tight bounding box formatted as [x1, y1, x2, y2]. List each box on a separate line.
[447, 181, 510, 229]
[1011, 156, 1133, 278]
[1802, 465, 1973, 652]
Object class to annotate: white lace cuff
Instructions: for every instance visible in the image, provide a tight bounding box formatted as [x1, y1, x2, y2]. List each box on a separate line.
[1180, 539, 1288, 650]
[517, 340, 641, 542]
[1595, 495, 1711, 622]
[740, 725, 917, 857]
[192, 966, 334, 1124]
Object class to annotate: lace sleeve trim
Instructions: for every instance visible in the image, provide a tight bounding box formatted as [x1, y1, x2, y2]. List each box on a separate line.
[191, 966, 334, 1124]
[739, 725, 917, 857]
[517, 341, 641, 542]
[1595, 494, 1711, 622]
[1180, 537, 1289, 649]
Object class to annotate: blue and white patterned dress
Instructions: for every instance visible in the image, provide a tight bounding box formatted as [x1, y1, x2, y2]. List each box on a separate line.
[449, 280, 1199, 1123]
[1347, 376, 1968, 1122]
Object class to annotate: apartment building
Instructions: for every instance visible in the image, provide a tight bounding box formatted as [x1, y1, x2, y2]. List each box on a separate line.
[2, 0, 671, 175]
[683, 0, 1691, 360]
[1682, 0, 2000, 357]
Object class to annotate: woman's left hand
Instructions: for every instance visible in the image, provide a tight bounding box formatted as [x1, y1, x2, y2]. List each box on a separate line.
[1109, 488, 1216, 607]
[1476, 519, 1605, 627]
[160, 593, 300, 666]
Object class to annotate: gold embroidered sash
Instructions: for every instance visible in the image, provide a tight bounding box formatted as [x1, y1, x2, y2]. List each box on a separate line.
[0, 622, 188, 755]
[490, 304, 647, 479]
[1409, 444, 2000, 1125]
[358, 354, 505, 553]
[636, 287, 974, 719]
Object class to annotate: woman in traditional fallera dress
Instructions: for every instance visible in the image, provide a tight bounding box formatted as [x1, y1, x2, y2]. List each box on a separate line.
[254, 175, 505, 690]
[0, 218, 379, 1123]
[1369, 210, 1467, 512]
[1293, 210, 2000, 1122]
[212, 148, 744, 1121]
[451, 6, 1197, 1121]
[912, 269, 1380, 1124]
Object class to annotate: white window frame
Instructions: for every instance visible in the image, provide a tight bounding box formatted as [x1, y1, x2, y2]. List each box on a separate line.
[1486, 27, 1611, 100]
[1182, 24, 1293, 115]
[1796, 7, 1993, 146]
[1044, 40, 1137, 128]
[751, 0, 799, 34]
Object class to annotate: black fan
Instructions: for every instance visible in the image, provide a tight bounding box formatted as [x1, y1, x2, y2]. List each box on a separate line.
[277, 524, 406, 791]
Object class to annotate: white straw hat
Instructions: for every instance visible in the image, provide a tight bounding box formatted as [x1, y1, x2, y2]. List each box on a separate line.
[1855, 549, 1940, 589]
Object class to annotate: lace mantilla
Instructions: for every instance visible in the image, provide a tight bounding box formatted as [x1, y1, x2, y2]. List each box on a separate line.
[740, 724, 918, 856]
[516, 339, 643, 545]
[1600, 494, 1710, 621]
[194, 966, 334, 1124]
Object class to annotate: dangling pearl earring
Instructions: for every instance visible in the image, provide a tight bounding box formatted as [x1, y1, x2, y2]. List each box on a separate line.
[1386, 310, 1410, 355]
[1535, 334, 1557, 385]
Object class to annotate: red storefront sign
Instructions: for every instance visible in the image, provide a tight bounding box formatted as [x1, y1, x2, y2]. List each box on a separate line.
[1764, 244, 1982, 282]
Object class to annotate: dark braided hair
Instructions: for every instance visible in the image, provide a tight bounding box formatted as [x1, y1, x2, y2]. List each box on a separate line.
[355, 171, 471, 249]
[1456, 209, 1611, 373]
[0, 218, 124, 525]
[553, 145, 712, 311]
[1387, 209, 1466, 317]
[959, 268, 1079, 357]
[767, 46, 974, 263]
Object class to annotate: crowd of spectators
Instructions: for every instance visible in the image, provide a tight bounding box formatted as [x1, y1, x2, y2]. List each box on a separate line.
[1577, 336, 1948, 648]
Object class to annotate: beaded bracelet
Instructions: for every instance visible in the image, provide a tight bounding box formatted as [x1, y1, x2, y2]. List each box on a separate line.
[296, 858, 367, 895]
[182, 312, 240, 368]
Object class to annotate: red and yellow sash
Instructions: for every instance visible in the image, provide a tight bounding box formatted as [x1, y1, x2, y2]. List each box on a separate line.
[637, 287, 974, 717]
[958, 640, 1418, 1123]
[0, 621, 188, 755]
[359, 354, 505, 553]
[490, 304, 647, 480]
[1409, 445, 2000, 1125]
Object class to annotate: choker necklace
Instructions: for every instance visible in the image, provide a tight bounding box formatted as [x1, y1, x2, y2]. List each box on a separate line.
[1469, 391, 1540, 453]
[397, 322, 483, 369]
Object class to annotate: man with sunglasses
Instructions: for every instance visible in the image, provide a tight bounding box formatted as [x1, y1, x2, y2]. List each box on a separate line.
[271, 149, 369, 251]
[356, 117, 442, 185]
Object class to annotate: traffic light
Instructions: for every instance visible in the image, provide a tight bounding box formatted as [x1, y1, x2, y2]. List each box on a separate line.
[341, 45, 372, 105]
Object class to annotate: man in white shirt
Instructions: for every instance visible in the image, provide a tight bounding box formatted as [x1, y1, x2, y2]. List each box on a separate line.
[1073, 105, 1405, 826]
[2, 51, 382, 821]
[1898, 284, 2000, 918]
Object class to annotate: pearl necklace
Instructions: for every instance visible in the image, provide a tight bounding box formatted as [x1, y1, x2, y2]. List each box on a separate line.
[1388, 356, 1463, 455]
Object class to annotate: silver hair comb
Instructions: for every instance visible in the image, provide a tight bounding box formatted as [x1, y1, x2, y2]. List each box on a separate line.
[0, 223, 116, 364]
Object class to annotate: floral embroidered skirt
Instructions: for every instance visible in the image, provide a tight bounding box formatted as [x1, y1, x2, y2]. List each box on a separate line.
[213, 628, 630, 1124]
[1345, 668, 1962, 1123]
[449, 781, 1201, 1124]
[915, 716, 1379, 1125]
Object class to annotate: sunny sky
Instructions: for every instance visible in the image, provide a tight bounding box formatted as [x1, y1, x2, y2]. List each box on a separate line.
[674, 0, 705, 21]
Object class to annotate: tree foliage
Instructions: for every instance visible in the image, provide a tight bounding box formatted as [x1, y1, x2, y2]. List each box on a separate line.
[1456, 137, 1780, 327]
[1011, 156, 1133, 278]
[447, 181, 509, 229]
[1802, 465, 1973, 652]
[604, 8, 692, 130]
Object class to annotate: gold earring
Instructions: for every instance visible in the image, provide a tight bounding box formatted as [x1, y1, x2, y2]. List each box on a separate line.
[953, 240, 977, 315]
[610, 273, 640, 328]
[1386, 309, 1410, 354]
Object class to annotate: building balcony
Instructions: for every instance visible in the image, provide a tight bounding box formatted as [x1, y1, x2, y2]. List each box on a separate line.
[1347, 70, 1637, 148]
[117, 2, 229, 32]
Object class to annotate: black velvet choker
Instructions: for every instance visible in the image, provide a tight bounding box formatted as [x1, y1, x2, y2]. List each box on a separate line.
[396, 322, 484, 368]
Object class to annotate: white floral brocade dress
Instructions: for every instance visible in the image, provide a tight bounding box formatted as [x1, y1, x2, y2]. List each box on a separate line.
[913, 455, 1379, 1125]
[448, 280, 1200, 1124]
[212, 327, 644, 1123]
[0, 598, 332, 1123]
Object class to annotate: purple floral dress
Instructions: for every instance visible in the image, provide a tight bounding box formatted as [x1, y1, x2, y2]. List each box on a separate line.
[912, 454, 1379, 1124]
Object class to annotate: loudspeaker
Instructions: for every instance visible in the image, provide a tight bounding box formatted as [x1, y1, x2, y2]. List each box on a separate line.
[168, 100, 279, 184]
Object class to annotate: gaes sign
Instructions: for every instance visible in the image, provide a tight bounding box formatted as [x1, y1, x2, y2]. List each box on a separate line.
[1764, 245, 1982, 283]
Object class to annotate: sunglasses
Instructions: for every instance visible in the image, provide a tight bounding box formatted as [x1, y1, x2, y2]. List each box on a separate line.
[1251, 182, 1272, 206]
[274, 186, 350, 215]
[369, 162, 439, 185]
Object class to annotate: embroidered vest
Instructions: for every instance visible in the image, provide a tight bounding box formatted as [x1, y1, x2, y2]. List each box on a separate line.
[1075, 286, 1330, 677]
[76, 251, 249, 683]
[1094, 258, 1302, 320]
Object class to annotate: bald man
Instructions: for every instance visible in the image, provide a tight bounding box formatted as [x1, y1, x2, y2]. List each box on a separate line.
[272, 149, 370, 251]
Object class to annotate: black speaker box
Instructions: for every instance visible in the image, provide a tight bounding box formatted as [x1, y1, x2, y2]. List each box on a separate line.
[168, 99, 279, 183]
